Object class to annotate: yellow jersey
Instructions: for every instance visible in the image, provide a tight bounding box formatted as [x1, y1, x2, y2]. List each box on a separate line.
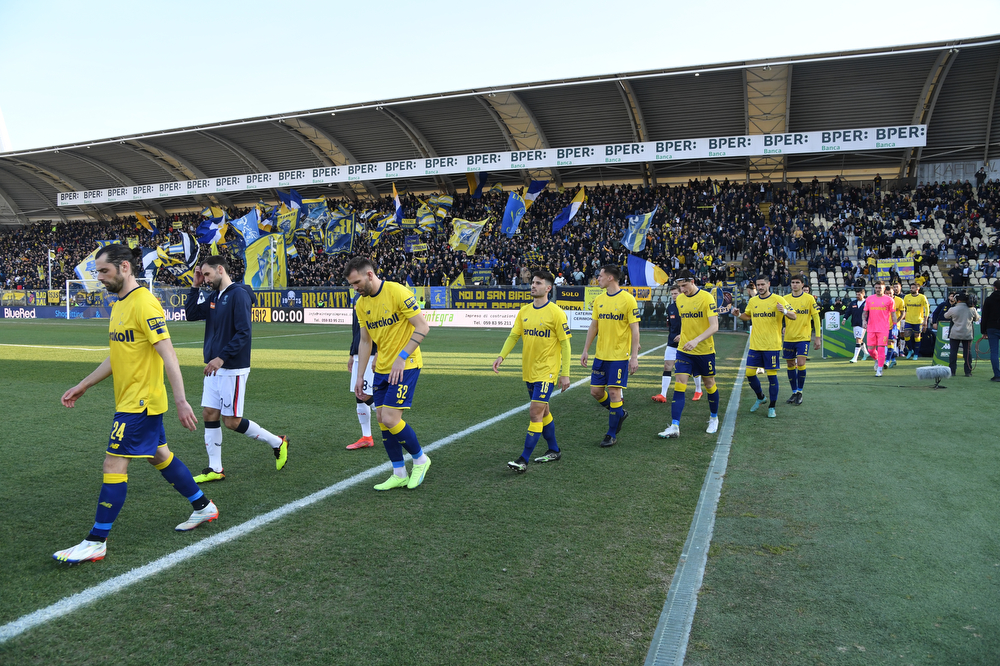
[591, 289, 640, 361]
[892, 295, 905, 325]
[746, 292, 789, 351]
[677, 288, 717, 356]
[509, 301, 571, 382]
[356, 280, 423, 374]
[108, 286, 171, 415]
[903, 293, 930, 325]
[783, 292, 820, 342]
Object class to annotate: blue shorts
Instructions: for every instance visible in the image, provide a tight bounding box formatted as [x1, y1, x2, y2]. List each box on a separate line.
[373, 369, 420, 410]
[902, 323, 922, 337]
[675, 351, 716, 377]
[782, 341, 810, 360]
[525, 380, 554, 403]
[747, 349, 780, 370]
[107, 411, 166, 458]
[590, 359, 629, 389]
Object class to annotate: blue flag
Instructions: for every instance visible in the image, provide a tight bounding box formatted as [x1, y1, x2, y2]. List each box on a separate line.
[501, 192, 526, 238]
[323, 213, 355, 255]
[621, 206, 657, 252]
[552, 188, 585, 233]
[229, 209, 261, 247]
[466, 172, 488, 199]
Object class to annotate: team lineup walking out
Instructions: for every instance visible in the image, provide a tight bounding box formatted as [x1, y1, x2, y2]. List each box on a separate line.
[781, 275, 821, 405]
[732, 275, 796, 418]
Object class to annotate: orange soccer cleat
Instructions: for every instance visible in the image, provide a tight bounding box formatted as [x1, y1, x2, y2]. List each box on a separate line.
[692, 391, 703, 401]
[346, 436, 375, 450]
[651, 394, 667, 403]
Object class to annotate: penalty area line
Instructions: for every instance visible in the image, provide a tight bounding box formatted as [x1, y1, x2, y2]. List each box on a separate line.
[0, 342, 668, 645]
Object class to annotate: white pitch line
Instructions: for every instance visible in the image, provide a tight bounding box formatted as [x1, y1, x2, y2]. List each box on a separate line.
[0, 342, 669, 645]
[644, 335, 751, 666]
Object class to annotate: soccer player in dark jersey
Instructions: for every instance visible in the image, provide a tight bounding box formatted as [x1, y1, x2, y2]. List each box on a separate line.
[55, 245, 216, 564]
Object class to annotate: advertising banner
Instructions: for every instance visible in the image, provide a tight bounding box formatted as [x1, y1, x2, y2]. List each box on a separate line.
[451, 287, 534, 310]
[58, 124, 928, 206]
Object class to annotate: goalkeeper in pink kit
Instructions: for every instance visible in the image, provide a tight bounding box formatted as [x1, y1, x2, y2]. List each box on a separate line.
[862, 281, 896, 377]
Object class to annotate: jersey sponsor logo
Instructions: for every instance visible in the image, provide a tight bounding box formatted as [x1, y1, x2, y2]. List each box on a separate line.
[680, 311, 704, 318]
[366, 313, 400, 329]
[523, 327, 552, 337]
[110, 329, 135, 342]
[146, 316, 166, 333]
[598, 312, 625, 320]
[752, 310, 777, 318]
[403, 296, 418, 310]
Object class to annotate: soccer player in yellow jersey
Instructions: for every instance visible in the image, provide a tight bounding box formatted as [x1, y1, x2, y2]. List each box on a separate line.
[658, 270, 721, 439]
[732, 275, 796, 418]
[885, 281, 907, 367]
[493, 270, 572, 472]
[54, 245, 216, 564]
[901, 281, 931, 359]
[346, 256, 432, 490]
[581, 265, 640, 448]
[782, 275, 821, 405]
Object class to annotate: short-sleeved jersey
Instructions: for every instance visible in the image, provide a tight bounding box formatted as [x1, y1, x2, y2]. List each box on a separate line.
[746, 293, 789, 351]
[677, 288, 717, 356]
[510, 301, 571, 382]
[356, 280, 422, 374]
[863, 294, 896, 333]
[591, 289, 640, 361]
[109, 286, 171, 414]
[892, 295, 905, 324]
[783, 292, 820, 342]
[903, 293, 931, 324]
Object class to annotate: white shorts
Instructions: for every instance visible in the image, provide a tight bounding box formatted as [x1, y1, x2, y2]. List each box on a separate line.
[853, 326, 865, 340]
[664, 346, 678, 361]
[201, 369, 250, 417]
[351, 355, 376, 396]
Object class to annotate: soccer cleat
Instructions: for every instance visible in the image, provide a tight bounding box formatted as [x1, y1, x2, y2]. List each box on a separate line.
[862, 352, 870, 362]
[793, 393, 803, 406]
[750, 397, 765, 413]
[346, 436, 375, 450]
[533, 449, 561, 463]
[658, 424, 680, 439]
[53, 539, 106, 564]
[407, 458, 431, 489]
[706, 417, 719, 434]
[600, 435, 616, 448]
[651, 394, 667, 403]
[905, 350, 914, 360]
[615, 409, 629, 435]
[507, 457, 528, 473]
[785, 394, 797, 404]
[374, 473, 410, 490]
[692, 391, 703, 401]
[767, 408, 776, 418]
[193, 468, 225, 483]
[849, 358, 858, 363]
[274, 436, 289, 470]
[875, 367, 883, 377]
[175, 501, 219, 532]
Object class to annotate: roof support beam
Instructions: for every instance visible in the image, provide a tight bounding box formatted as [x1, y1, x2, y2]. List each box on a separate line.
[473, 96, 530, 185]
[5, 159, 111, 221]
[982, 49, 1000, 164]
[62, 151, 168, 218]
[127, 140, 233, 208]
[378, 107, 454, 194]
[617, 80, 655, 187]
[278, 118, 380, 199]
[745, 64, 791, 183]
[0, 166, 69, 222]
[0, 181, 28, 223]
[198, 131, 271, 173]
[900, 49, 958, 178]
[480, 92, 562, 188]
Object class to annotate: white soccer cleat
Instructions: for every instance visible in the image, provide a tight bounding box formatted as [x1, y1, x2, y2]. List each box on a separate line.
[53, 539, 106, 564]
[658, 424, 680, 439]
[706, 417, 720, 434]
[875, 367, 883, 377]
[175, 501, 219, 532]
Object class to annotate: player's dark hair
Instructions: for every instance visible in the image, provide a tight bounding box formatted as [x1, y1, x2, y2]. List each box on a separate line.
[531, 269, 555, 286]
[790, 274, 804, 283]
[344, 256, 377, 278]
[874, 280, 886, 287]
[202, 255, 228, 272]
[96, 243, 140, 275]
[600, 264, 622, 282]
[754, 274, 770, 283]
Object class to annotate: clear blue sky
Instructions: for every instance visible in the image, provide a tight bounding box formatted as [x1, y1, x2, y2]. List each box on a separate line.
[1, 0, 998, 152]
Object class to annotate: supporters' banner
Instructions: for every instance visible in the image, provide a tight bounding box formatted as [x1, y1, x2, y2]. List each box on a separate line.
[411, 243, 428, 253]
[244, 234, 287, 290]
[48, 289, 63, 305]
[501, 192, 526, 238]
[469, 257, 497, 283]
[585, 286, 603, 309]
[59, 124, 930, 206]
[323, 213, 355, 255]
[876, 258, 915, 282]
[555, 286, 587, 310]
[448, 218, 488, 255]
[451, 287, 534, 309]
[621, 206, 657, 252]
[429, 287, 448, 308]
[404, 235, 420, 253]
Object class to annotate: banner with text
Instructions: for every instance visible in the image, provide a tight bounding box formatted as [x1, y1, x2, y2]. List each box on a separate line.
[57, 124, 928, 206]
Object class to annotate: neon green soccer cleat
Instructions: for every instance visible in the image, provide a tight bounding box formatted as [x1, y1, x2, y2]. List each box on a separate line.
[193, 468, 225, 483]
[274, 436, 289, 471]
[374, 473, 409, 491]
[407, 458, 431, 489]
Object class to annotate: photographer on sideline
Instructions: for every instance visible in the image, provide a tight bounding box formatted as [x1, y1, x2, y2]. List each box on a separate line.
[944, 293, 979, 377]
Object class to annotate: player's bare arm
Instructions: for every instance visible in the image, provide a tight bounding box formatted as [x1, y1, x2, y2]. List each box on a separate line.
[390, 311, 429, 385]
[154, 338, 197, 431]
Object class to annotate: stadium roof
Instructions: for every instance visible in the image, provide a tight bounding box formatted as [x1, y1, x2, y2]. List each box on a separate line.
[2, 34, 1000, 224]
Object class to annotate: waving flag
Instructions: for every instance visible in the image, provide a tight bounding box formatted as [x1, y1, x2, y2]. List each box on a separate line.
[73, 241, 117, 282]
[466, 172, 488, 199]
[627, 254, 669, 287]
[621, 206, 658, 252]
[196, 212, 228, 245]
[430, 194, 454, 220]
[370, 212, 394, 247]
[552, 187, 585, 233]
[229, 208, 261, 247]
[448, 217, 488, 255]
[244, 234, 287, 290]
[324, 213, 356, 255]
[136, 212, 157, 235]
[489, 182, 504, 193]
[501, 192, 526, 238]
[524, 180, 547, 209]
[276, 189, 302, 214]
[392, 183, 404, 226]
